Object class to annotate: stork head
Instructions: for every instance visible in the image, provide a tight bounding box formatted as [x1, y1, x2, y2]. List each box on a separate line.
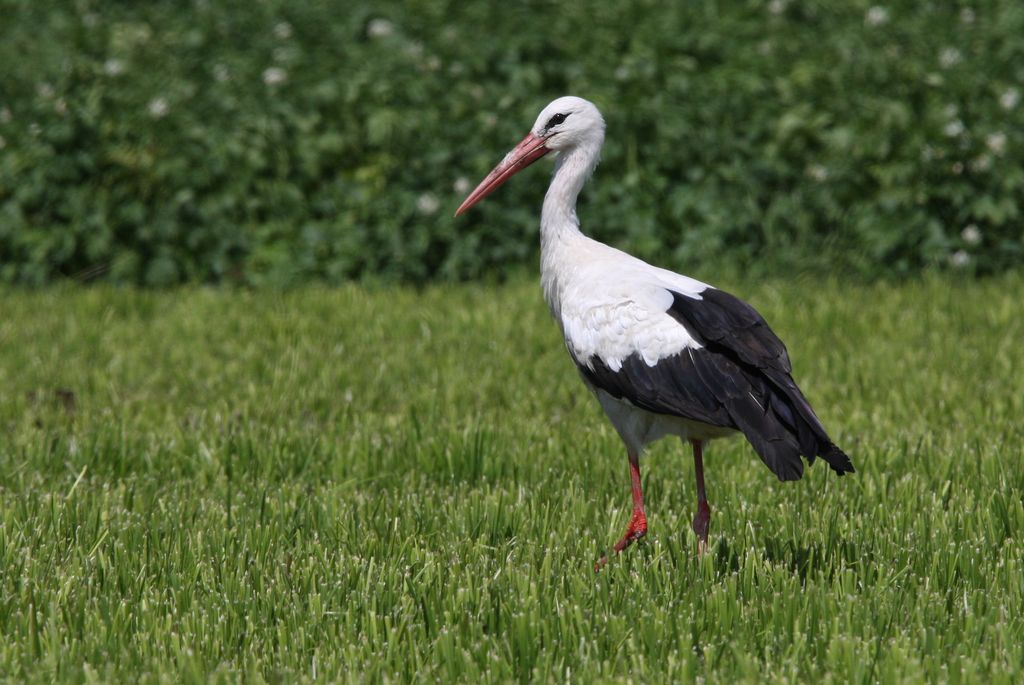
[455, 96, 605, 216]
[529, 96, 605, 151]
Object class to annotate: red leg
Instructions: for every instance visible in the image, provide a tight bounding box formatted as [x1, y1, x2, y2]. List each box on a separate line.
[691, 439, 711, 555]
[595, 450, 647, 570]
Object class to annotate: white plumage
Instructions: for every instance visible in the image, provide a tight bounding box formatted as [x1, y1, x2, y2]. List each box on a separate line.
[552, 244, 707, 370]
[456, 96, 853, 565]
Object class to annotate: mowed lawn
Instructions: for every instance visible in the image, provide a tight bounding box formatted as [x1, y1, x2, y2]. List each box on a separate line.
[1, 275, 1022, 684]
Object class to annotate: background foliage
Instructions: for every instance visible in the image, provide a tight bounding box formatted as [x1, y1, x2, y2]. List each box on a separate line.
[1, 0, 1023, 285]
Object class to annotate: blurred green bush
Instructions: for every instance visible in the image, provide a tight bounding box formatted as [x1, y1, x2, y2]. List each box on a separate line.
[1, 1, 1022, 285]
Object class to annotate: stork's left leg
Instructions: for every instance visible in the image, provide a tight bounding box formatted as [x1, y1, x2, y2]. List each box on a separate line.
[690, 439, 712, 556]
[595, 450, 647, 571]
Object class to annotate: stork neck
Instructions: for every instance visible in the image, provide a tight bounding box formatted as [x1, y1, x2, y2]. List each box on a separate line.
[540, 140, 601, 247]
[539, 139, 602, 321]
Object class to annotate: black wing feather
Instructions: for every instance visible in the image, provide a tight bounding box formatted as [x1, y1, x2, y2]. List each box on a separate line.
[575, 287, 854, 481]
[580, 351, 729, 427]
[669, 288, 853, 479]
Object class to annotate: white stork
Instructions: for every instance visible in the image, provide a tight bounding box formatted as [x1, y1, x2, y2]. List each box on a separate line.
[456, 96, 854, 567]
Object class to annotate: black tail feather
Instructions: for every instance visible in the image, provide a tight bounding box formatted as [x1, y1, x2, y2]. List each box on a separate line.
[764, 381, 855, 479]
[820, 443, 855, 476]
[746, 371, 854, 480]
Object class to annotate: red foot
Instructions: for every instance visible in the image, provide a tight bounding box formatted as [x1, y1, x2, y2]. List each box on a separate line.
[692, 502, 711, 555]
[595, 511, 647, 571]
[613, 514, 648, 552]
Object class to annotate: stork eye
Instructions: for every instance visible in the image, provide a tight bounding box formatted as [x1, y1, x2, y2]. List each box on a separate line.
[546, 112, 569, 129]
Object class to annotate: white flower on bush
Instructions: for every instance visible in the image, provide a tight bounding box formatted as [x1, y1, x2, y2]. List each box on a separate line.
[865, 6, 889, 26]
[938, 47, 962, 69]
[1000, 88, 1020, 110]
[961, 225, 982, 245]
[943, 119, 964, 137]
[263, 67, 288, 86]
[416, 193, 440, 215]
[213, 64, 230, 82]
[949, 250, 970, 268]
[951, 161, 964, 175]
[614, 65, 630, 81]
[104, 59, 125, 76]
[969, 154, 991, 172]
[0, 107, 10, 124]
[0, 135, 5, 150]
[273, 22, 293, 40]
[806, 164, 828, 182]
[986, 132, 1007, 156]
[768, 0, 786, 15]
[147, 97, 170, 118]
[960, 8, 975, 24]
[453, 177, 471, 195]
[37, 82, 55, 99]
[367, 18, 394, 38]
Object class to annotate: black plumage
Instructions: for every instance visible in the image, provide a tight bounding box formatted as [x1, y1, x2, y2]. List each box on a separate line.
[577, 287, 854, 481]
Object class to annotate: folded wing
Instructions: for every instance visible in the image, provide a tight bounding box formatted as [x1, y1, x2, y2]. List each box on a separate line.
[573, 286, 854, 481]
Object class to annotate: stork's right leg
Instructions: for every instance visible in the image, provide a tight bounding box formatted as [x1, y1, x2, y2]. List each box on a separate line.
[690, 439, 712, 556]
[595, 450, 647, 571]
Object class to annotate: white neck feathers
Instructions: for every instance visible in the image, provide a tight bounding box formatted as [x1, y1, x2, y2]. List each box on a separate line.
[540, 138, 602, 247]
[539, 136, 603, 318]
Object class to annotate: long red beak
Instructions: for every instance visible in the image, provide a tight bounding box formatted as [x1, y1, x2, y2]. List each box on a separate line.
[455, 132, 550, 216]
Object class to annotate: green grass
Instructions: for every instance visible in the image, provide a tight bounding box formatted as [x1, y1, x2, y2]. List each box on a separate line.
[1, 275, 1023, 683]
